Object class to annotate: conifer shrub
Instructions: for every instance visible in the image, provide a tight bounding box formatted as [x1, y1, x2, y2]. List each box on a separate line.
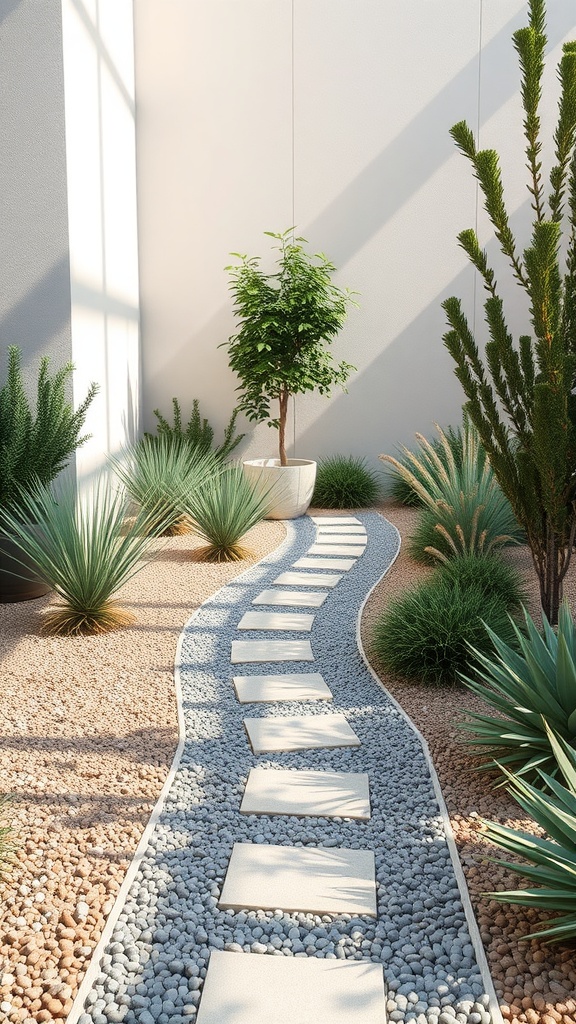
[312, 455, 380, 509]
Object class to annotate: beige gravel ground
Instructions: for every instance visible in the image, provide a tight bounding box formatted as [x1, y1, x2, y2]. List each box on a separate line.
[362, 502, 576, 1024]
[1, 506, 576, 1024]
[0, 521, 285, 1023]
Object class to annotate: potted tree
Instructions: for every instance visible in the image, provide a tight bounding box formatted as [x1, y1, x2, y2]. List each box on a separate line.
[0, 346, 97, 601]
[223, 228, 356, 518]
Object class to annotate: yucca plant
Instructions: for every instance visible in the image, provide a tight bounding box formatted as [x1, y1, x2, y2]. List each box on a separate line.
[380, 420, 522, 563]
[461, 600, 576, 783]
[312, 454, 380, 509]
[111, 435, 218, 535]
[181, 463, 273, 562]
[0, 478, 173, 635]
[482, 726, 576, 942]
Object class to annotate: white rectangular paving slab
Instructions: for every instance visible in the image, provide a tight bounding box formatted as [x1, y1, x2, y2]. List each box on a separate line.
[196, 950, 386, 1024]
[252, 589, 328, 608]
[244, 713, 360, 753]
[241, 768, 371, 819]
[316, 525, 367, 535]
[310, 516, 362, 524]
[294, 556, 356, 571]
[231, 640, 313, 663]
[273, 571, 343, 588]
[237, 611, 315, 632]
[308, 544, 366, 556]
[233, 673, 332, 703]
[218, 843, 377, 917]
[311, 536, 364, 544]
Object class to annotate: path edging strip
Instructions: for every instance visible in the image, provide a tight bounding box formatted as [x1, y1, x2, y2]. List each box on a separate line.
[356, 513, 504, 1024]
[66, 523, 294, 1024]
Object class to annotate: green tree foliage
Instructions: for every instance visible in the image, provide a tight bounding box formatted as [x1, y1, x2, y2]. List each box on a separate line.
[223, 229, 356, 466]
[443, 0, 576, 622]
[0, 346, 98, 510]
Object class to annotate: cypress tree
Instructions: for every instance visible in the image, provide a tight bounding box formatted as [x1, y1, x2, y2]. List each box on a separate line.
[443, 0, 576, 623]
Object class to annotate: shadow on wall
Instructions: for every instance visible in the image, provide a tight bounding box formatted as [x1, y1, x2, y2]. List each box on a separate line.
[140, 4, 575, 454]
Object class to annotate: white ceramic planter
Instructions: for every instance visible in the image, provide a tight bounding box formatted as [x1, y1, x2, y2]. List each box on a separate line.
[243, 458, 317, 520]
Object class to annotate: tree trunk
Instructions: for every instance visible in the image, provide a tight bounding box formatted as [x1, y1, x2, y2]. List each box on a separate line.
[278, 389, 289, 466]
[535, 518, 570, 626]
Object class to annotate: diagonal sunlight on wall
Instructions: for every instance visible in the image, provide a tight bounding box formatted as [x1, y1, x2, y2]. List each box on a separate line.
[61, 0, 140, 483]
[133, 0, 576, 465]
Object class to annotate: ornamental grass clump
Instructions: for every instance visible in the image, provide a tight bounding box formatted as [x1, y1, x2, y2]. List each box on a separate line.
[312, 455, 380, 509]
[389, 422, 468, 507]
[461, 600, 576, 783]
[380, 420, 521, 564]
[182, 463, 273, 562]
[0, 478, 173, 635]
[111, 435, 218, 535]
[481, 726, 576, 942]
[371, 570, 517, 686]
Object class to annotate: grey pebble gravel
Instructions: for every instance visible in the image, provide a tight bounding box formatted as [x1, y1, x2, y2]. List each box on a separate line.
[79, 513, 494, 1024]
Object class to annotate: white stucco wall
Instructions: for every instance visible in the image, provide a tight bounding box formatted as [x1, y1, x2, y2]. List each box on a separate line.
[61, 0, 141, 482]
[133, 1, 576, 470]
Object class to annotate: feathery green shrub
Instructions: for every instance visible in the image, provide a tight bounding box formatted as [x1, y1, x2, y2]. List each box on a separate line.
[181, 463, 273, 561]
[482, 727, 576, 942]
[0, 478, 173, 635]
[380, 420, 521, 564]
[371, 570, 517, 686]
[149, 397, 244, 460]
[312, 455, 380, 509]
[111, 435, 218, 535]
[0, 346, 97, 510]
[461, 600, 576, 783]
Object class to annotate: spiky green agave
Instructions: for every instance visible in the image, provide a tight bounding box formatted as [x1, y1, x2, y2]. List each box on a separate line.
[110, 435, 219, 534]
[181, 463, 273, 561]
[461, 600, 576, 783]
[380, 420, 521, 563]
[0, 477, 174, 635]
[481, 725, 576, 942]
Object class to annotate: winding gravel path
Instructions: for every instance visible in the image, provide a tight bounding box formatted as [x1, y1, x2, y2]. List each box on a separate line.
[73, 512, 497, 1024]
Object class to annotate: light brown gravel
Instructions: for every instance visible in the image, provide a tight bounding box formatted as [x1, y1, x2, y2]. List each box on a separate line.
[362, 501, 576, 1024]
[0, 521, 285, 1023]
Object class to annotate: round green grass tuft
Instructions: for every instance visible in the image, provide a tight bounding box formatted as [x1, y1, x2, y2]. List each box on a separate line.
[370, 573, 517, 686]
[312, 455, 380, 509]
[437, 552, 526, 609]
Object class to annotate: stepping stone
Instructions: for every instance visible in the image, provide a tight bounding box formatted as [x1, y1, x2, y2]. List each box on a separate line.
[243, 713, 360, 753]
[308, 544, 365, 556]
[237, 611, 315, 632]
[233, 672, 333, 703]
[231, 640, 313, 663]
[273, 571, 342, 588]
[197, 950, 386, 1024]
[310, 516, 362, 524]
[314, 534, 367, 545]
[219, 843, 377, 917]
[241, 768, 371, 819]
[316, 525, 367, 535]
[294, 556, 356, 571]
[252, 589, 327, 608]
